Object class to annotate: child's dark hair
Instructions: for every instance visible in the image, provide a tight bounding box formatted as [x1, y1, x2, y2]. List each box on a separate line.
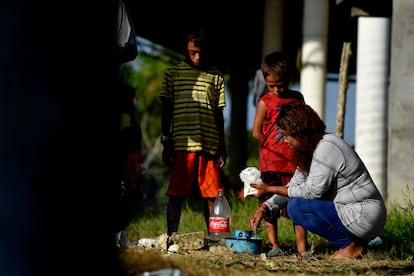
[261, 52, 293, 84]
[185, 26, 210, 52]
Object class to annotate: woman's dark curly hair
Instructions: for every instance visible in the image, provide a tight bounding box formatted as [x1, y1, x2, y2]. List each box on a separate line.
[276, 101, 326, 174]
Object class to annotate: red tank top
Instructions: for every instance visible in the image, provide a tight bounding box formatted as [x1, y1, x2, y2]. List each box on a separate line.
[259, 91, 303, 173]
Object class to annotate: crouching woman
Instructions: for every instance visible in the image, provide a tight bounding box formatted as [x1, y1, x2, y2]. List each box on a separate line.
[250, 101, 386, 259]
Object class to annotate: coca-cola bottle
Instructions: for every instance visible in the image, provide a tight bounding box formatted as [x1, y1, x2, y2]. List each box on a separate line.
[208, 188, 231, 240]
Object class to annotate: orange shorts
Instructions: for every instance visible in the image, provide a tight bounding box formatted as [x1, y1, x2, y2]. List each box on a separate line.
[166, 151, 221, 198]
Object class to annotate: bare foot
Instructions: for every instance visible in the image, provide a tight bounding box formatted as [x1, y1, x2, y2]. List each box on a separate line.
[331, 242, 364, 260]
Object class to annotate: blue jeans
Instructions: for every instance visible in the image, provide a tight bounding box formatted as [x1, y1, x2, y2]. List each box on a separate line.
[287, 198, 354, 248]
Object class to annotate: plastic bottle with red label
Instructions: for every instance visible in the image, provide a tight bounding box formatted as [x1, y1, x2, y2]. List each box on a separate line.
[208, 188, 231, 240]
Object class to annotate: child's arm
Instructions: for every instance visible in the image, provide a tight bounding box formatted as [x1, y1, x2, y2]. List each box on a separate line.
[252, 100, 267, 143]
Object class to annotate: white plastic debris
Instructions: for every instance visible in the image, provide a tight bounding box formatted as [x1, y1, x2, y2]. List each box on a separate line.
[138, 238, 157, 248]
[167, 244, 180, 254]
[239, 167, 263, 197]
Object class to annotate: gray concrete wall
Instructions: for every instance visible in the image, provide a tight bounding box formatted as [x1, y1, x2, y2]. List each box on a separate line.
[388, 0, 414, 207]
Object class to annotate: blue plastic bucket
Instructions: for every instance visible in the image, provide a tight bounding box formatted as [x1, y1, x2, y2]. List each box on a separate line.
[224, 236, 262, 255]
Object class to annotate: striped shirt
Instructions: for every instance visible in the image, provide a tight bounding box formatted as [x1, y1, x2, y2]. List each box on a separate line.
[160, 61, 226, 155]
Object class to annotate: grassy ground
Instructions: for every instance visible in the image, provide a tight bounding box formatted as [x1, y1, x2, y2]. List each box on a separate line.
[118, 181, 414, 275]
[118, 246, 414, 276]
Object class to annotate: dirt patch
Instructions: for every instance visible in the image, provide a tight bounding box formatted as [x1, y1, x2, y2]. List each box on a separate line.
[118, 243, 414, 276]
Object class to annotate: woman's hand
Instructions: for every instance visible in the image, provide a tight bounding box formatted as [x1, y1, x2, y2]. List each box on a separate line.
[250, 206, 265, 231]
[250, 183, 269, 198]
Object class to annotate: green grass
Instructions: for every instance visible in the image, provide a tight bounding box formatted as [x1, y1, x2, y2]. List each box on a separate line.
[380, 194, 414, 259]
[126, 185, 414, 259]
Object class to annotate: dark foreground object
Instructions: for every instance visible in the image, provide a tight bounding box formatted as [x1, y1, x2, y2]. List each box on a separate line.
[1, 1, 122, 275]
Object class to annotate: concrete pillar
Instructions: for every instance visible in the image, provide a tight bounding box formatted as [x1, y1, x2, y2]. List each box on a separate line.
[300, 0, 329, 118]
[253, 0, 285, 106]
[355, 17, 390, 198]
[262, 0, 284, 56]
[388, 0, 414, 207]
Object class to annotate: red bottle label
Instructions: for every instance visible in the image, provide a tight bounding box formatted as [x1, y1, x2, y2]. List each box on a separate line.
[209, 216, 230, 232]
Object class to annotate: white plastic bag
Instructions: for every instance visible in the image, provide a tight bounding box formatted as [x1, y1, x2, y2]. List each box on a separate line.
[239, 167, 263, 198]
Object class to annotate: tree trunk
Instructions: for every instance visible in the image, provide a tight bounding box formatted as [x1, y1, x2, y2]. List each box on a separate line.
[335, 42, 352, 138]
[227, 72, 249, 195]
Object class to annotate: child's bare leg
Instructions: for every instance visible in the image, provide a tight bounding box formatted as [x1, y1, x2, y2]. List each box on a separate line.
[265, 220, 280, 249]
[294, 223, 307, 256]
[265, 219, 283, 257]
